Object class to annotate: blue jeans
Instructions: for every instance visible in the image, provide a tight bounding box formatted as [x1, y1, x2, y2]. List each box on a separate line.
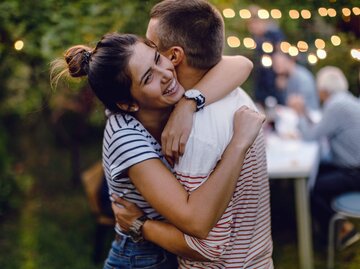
[103, 234, 178, 269]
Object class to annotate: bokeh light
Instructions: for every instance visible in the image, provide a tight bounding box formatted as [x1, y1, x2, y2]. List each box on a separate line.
[297, 41, 308, 52]
[258, 9, 270, 19]
[301, 9, 311, 19]
[331, 35, 341, 46]
[307, 53, 318, 65]
[14, 40, 24, 51]
[243, 37, 256, 49]
[280, 41, 291, 53]
[289, 10, 300, 19]
[288, 46, 299, 56]
[227, 36, 241, 48]
[223, 8, 236, 18]
[262, 42, 274, 53]
[315, 39, 326, 49]
[239, 9, 251, 19]
[261, 55, 272, 67]
[270, 9, 282, 19]
[316, 49, 327, 59]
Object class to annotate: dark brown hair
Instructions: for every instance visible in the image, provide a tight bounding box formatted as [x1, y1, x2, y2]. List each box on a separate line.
[150, 0, 224, 70]
[51, 33, 154, 113]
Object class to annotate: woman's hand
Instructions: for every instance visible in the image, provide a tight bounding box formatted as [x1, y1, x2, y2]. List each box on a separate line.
[111, 195, 144, 232]
[161, 98, 195, 165]
[232, 106, 266, 149]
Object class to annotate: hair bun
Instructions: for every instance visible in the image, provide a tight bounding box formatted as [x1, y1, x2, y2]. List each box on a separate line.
[64, 45, 93, 78]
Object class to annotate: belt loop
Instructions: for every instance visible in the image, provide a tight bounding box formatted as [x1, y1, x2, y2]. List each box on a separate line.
[120, 236, 127, 249]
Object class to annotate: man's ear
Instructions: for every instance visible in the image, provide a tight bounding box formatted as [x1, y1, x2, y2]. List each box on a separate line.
[116, 101, 139, 112]
[165, 46, 184, 67]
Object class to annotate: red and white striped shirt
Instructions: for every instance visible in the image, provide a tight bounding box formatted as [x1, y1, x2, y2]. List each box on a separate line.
[174, 88, 273, 269]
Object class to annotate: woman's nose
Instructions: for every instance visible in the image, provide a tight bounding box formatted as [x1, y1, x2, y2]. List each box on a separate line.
[154, 65, 172, 82]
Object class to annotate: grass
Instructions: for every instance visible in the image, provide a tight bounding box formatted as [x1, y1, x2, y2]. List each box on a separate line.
[0, 116, 359, 269]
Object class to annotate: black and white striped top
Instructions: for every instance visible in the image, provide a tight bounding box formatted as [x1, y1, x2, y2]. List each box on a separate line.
[102, 112, 171, 233]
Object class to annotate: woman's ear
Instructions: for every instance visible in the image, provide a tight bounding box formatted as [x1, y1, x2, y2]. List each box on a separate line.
[165, 46, 184, 67]
[116, 102, 139, 112]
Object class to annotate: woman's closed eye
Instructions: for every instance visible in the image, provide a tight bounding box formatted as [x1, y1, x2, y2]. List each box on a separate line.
[144, 52, 161, 85]
[144, 72, 153, 84]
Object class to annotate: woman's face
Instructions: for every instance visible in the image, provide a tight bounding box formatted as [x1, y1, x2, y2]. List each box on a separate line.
[128, 41, 185, 111]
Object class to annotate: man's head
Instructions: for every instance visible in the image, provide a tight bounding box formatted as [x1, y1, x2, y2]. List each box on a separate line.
[147, 0, 224, 70]
[316, 66, 348, 103]
[247, 5, 268, 37]
[272, 51, 296, 76]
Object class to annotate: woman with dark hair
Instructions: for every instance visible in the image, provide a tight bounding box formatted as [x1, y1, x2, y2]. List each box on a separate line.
[52, 32, 263, 269]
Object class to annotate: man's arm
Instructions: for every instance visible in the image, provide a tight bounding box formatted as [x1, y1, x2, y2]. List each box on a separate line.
[161, 55, 253, 162]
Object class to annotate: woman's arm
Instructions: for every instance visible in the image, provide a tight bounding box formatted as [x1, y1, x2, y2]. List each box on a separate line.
[196, 55, 253, 105]
[162, 55, 253, 162]
[112, 197, 209, 260]
[129, 106, 264, 238]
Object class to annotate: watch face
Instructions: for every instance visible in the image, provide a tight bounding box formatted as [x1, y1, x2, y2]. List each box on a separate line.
[185, 89, 200, 98]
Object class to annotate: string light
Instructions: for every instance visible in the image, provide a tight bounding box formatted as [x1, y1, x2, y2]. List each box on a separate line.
[227, 36, 241, 48]
[351, 49, 360, 61]
[271, 9, 282, 19]
[280, 41, 291, 53]
[315, 38, 326, 49]
[316, 49, 327, 59]
[14, 40, 24, 51]
[258, 9, 270, 19]
[307, 53, 318, 65]
[243, 37, 256, 49]
[261, 55, 272, 68]
[327, 8, 337, 17]
[288, 46, 299, 56]
[297, 41, 309, 52]
[331, 35, 341, 46]
[223, 8, 236, 18]
[353, 7, 360, 16]
[342, 8, 351, 17]
[318, 7, 328, 16]
[301, 9, 311, 19]
[239, 9, 251, 19]
[262, 42, 274, 53]
[289, 9, 300, 19]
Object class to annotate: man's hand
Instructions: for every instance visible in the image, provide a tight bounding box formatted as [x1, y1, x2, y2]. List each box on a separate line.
[111, 195, 144, 232]
[161, 98, 196, 165]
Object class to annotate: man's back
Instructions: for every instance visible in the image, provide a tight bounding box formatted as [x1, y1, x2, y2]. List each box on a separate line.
[175, 88, 273, 268]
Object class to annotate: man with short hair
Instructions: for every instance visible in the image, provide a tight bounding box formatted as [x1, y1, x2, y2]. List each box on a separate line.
[114, 0, 273, 268]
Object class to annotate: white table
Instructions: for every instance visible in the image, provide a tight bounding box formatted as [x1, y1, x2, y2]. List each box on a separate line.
[266, 134, 320, 269]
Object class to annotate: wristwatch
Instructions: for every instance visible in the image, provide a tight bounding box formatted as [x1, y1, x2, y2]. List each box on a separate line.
[184, 89, 206, 111]
[128, 215, 149, 243]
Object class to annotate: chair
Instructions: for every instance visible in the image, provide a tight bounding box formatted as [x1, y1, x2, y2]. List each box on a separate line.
[327, 192, 360, 269]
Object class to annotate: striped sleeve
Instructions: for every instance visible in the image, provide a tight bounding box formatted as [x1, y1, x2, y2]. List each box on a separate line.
[105, 127, 159, 179]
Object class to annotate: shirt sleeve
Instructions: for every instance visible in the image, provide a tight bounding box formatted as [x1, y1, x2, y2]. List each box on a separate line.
[106, 127, 159, 179]
[184, 209, 234, 261]
[299, 101, 340, 141]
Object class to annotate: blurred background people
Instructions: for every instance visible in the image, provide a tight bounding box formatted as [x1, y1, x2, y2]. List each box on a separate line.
[289, 66, 360, 248]
[247, 5, 285, 107]
[272, 51, 320, 112]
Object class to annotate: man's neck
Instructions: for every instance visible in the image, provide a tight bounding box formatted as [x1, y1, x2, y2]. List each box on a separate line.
[176, 64, 207, 90]
[135, 108, 172, 142]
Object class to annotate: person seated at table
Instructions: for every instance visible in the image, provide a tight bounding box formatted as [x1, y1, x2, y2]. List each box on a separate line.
[289, 66, 360, 249]
[272, 51, 320, 112]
